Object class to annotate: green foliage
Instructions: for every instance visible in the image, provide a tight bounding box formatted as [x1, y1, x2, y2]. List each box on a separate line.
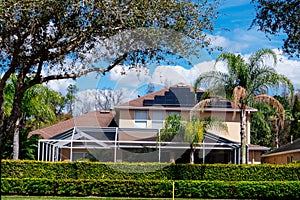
[183, 118, 204, 147]
[3, 160, 300, 181]
[2, 79, 67, 159]
[195, 49, 293, 98]
[2, 178, 300, 199]
[3, 130, 39, 160]
[251, 0, 300, 58]
[2, 161, 300, 198]
[291, 95, 300, 140]
[0, 0, 221, 163]
[159, 114, 182, 142]
[194, 49, 294, 148]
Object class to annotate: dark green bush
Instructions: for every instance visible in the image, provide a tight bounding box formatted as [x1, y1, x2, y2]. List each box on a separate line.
[3, 160, 300, 181]
[2, 178, 300, 199]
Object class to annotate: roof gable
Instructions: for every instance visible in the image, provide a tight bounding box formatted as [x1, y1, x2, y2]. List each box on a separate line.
[28, 110, 116, 139]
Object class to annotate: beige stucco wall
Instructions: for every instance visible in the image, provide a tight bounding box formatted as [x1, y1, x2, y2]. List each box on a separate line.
[249, 150, 263, 164]
[118, 109, 189, 128]
[117, 108, 252, 144]
[262, 152, 300, 164]
[118, 109, 135, 128]
[198, 111, 251, 144]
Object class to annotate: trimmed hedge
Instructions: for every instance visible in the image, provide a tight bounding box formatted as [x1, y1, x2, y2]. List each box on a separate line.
[2, 160, 300, 181]
[2, 178, 300, 199]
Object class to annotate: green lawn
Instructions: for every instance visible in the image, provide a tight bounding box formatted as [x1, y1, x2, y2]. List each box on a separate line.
[2, 196, 235, 200]
[2, 197, 180, 200]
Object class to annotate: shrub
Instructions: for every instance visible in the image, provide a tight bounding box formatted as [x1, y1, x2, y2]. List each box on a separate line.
[2, 160, 300, 181]
[2, 178, 300, 199]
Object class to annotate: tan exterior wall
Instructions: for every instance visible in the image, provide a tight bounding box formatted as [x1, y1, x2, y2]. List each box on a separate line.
[117, 108, 252, 144]
[262, 152, 300, 164]
[118, 110, 135, 128]
[249, 150, 263, 164]
[61, 148, 70, 161]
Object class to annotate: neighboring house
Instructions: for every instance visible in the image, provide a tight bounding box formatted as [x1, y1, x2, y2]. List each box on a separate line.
[261, 139, 300, 164]
[33, 83, 268, 164]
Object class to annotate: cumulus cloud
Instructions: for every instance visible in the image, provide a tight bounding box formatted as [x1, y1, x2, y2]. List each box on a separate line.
[209, 34, 249, 53]
[273, 49, 300, 90]
[150, 61, 215, 87]
[46, 79, 75, 95]
[109, 64, 151, 87]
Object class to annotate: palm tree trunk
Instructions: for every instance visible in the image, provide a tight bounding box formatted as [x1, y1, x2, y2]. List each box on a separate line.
[240, 100, 247, 164]
[169, 151, 175, 164]
[190, 144, 195, 164]
[274, 118, 279, 148]
[13, 123, 20, 160]
[0, 148, 3, 199]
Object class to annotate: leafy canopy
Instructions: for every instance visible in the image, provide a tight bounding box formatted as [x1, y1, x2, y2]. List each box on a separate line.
[251, 0, 300, 58]
[0, 0, 220, 149]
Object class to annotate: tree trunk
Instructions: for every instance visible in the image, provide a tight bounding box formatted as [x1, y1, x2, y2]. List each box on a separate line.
[0, 147, 3, 199]
[0, 132, 7, 199]
[240, 100, 247, 164]
[13, 117, 22, 160]
[169, 151, 175, 164]
[190, 144, 195, 164]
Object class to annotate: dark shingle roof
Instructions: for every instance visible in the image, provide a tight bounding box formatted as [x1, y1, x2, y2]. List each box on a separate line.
[262, 139, 300, 157]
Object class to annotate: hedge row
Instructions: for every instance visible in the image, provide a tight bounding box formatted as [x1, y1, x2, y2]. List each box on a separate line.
[2, 160, 300, 181]
[2, 178, 300, 199]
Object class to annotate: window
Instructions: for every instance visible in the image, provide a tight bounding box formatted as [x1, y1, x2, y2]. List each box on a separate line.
[152, 111, 164, 129]
[72, 152, 87, 161]
[135, 110, 148, 128]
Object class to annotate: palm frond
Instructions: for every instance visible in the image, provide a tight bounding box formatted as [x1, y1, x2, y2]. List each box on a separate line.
[255, 94, 285, 128]
[249, 48, 277, 68]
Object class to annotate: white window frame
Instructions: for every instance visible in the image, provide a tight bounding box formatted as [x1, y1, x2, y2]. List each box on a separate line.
[134, 110, 148, 128]
[152, 111, 164, 129]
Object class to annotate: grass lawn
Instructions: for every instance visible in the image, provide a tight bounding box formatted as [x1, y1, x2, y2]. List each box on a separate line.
[2, 197, 190, 200]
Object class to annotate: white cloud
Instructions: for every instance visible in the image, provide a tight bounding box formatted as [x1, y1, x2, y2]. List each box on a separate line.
[110, 64, 151, 87]
[149, 61, 215, 87]
[273, 49, 300, 90]
[46, 79, 75, 95]
[209, 34, 249, 53]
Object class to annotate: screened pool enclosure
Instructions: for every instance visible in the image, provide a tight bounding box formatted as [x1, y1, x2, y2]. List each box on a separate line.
[38, 126, 242, 164]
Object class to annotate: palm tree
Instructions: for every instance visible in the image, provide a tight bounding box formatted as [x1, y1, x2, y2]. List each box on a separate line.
[194, 48, 293, 98]
[159, 113, 227, 164]
[183, 118, 205, 164]
[194, 49, 294, 160]
[232, 86, 285, 164]
[183, 116, 228, 164]
[4, 76, 66, 159]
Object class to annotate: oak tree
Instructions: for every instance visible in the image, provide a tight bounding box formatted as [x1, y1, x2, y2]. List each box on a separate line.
[251, 0, 300, 57]
[0, 0, 220, 156]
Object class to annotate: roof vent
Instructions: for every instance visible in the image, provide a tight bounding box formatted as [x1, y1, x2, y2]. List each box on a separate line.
[100, 110, 110, 114]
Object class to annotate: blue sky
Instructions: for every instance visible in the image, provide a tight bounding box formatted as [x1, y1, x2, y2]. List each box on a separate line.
[49, 0, 300, 96]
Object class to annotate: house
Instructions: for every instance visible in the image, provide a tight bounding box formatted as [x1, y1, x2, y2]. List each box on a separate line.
[261, 139, 300, 164]
[29, 110, 117, 139]
[33, 83, 268, 164]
